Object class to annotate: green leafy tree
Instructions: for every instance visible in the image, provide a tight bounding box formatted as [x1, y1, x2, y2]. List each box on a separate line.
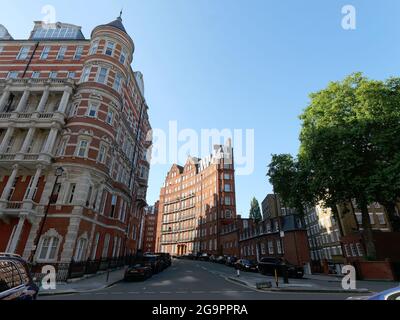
[299, 73, 400, 259]
[249, 197, 262, 223]
[267, 154, 312, 217]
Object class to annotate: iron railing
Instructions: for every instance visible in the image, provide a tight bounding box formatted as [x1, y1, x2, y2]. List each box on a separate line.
[30, 255, 140, 286]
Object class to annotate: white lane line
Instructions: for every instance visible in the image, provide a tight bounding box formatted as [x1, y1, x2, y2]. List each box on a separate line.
[176, 291, 188, 294]
[192, 291, 205, 294]
[95, 293, 107, 295]
[128, 292, 139, 294]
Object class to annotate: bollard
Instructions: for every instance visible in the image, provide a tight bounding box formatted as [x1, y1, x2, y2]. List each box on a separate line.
[274, 269, 279, 288]
[237, 269, 240, 277]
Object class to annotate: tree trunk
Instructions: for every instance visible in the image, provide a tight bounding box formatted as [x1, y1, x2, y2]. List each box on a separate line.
[382, 201, 400, 232]
[359, 201, 377, 260]
[331, 205, 345, 237]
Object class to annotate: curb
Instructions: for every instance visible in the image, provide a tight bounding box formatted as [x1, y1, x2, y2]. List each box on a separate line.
[227, 277, 371, 294]
[38, 278, 123, 297]
[260, 288, 371, 294]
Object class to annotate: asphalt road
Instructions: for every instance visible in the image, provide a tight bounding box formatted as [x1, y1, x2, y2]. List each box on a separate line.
[40, 259, 366, 300]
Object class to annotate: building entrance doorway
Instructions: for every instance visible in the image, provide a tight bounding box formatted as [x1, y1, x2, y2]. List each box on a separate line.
[177, 245, 187, 256]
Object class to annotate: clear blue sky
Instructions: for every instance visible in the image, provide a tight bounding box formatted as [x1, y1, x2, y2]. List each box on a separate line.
[2, 0, 400, 217]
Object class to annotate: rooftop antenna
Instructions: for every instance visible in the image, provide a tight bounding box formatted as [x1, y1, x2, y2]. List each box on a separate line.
[119, 8, 123, 20]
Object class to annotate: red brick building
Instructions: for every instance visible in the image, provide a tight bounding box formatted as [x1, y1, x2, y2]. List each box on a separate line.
[141, 202, 159, 253]
[156, 140, 237, 256]
[239, 215, 310, 267]
[0, 17, 151, 265]
[220, 216, 248, 258]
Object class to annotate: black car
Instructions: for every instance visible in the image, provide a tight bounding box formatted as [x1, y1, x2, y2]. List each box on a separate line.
[199, 253, 210, 261]
[155, 253, 172, 269]
[124, 263, 152, 281]
[0, 253, 39, 300]
[235, 259, 258, 272]
[257, 257, 304, 278]
[225, 256, 238, 267]
[215, 256, 226, 264]
[142, 255, 163, 274]
[183, 253, 195, 260]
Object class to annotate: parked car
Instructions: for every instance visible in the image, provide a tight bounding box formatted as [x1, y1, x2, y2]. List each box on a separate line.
[216, 256, 226, 264]
[124, 263, 152, 281]
[0, 253, 39, 301]
[225, 256, 238, 267]
[257, 257, 304, 278]
[199, 253, 210, 261]
[235, 259, 258, 272]
[155, 253, 172, 269]
[142, 255, 163, 274]
[347, 286, 400, 301]
[186, 253, 196, 260]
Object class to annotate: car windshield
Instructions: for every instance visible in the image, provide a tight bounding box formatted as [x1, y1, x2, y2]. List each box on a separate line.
[143, 256, 157, 262]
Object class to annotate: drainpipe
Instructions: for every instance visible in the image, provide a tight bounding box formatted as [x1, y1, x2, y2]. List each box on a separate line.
[22, 42, 39, 78]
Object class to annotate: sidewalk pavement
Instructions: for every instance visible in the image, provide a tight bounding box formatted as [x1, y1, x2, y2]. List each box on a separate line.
[225, 271, 399, 294]
[38, 267, 126, 296]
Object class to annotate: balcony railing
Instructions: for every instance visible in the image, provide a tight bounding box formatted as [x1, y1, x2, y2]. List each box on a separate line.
[24, 154, 39, 161]
[162, 214, 196, 225]
[0, 154, 15, 161]
[6, 201, 23, 209]
[18, 113, 33, 119]
[0, 113, 12, 119]
[0, 111, 63, 121]
[0, 152, 51, 162]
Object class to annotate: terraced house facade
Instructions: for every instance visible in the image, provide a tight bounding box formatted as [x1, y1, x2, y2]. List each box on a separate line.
[0, 17, 151, 266]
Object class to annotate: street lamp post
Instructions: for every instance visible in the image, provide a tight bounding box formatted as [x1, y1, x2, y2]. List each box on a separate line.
[29, 167, 64, 264]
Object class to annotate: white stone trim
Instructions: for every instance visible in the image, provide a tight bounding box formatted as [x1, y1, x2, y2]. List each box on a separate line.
[35, 228, 63, 263]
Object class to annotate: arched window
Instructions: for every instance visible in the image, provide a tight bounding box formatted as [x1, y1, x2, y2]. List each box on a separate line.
[38, 229, 61, 262]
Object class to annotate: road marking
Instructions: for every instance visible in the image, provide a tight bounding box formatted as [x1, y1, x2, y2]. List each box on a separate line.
[192, 291, 205, 294]
[176, 291, 188, 294]
[145, 292, 156, 294]
[159, 292, 172, 294]
[128, 292, 139, 294]
[95, 293, 107, 295]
